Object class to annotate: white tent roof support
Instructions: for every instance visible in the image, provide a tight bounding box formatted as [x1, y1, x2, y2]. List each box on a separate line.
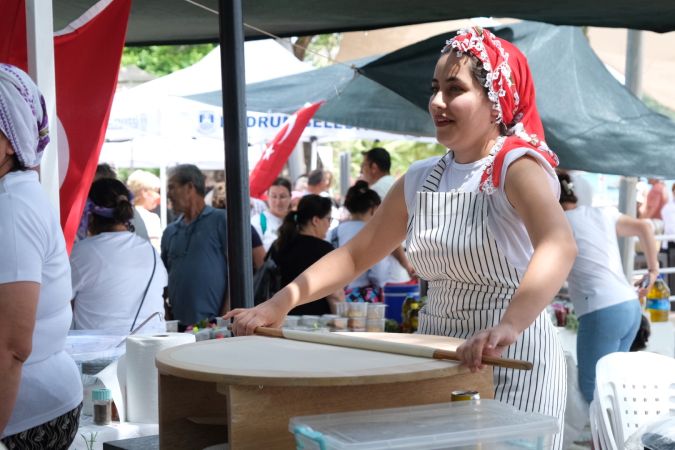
[26, 0, 60, 211]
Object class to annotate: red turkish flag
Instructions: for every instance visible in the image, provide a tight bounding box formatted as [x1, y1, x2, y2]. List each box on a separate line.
[249, 101, 323, 199]
[0, 0, 131, 252]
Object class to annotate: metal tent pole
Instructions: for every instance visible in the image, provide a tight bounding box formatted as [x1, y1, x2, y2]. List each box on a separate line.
[618, 29, 643, 281]
[219, 0, 253, 309]
[339, 152, 350, 200]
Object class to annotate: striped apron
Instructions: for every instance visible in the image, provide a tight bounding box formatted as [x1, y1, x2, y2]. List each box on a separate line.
[406, 155, 566, 450]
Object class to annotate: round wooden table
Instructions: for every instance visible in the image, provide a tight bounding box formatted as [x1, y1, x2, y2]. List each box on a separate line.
[156, 333, 493, 450]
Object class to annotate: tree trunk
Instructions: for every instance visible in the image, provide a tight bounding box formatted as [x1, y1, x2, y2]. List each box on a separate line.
[293, 35, 314, 61]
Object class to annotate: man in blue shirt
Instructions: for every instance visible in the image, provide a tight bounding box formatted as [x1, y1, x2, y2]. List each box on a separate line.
[161, 165, 229, 326]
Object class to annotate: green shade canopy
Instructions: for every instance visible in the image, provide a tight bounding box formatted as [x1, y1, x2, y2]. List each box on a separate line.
[191, 21, 675, 178]
[53, 0, 675, 46]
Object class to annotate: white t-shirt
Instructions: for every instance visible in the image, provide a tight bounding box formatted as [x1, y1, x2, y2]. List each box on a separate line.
[661, 200, 675, 236]
[135, 205, 162, 252]
[71, 231, 168, 333]
[565, 206, 636, 317]
[0, 171, 82, 437]
[329, 221, 391, 289]
[366, 174, 410, 282]
[251, 211, 283, 252]
[370, 174, 396, 201]
[404, 148, 559, 275]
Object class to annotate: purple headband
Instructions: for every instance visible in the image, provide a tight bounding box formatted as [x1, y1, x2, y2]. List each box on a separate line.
[76, 192, 135, 240]
[86, 199, 116, 219]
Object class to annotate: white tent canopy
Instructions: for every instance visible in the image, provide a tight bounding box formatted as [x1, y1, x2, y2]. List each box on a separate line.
[99, 136, 227, 170]
[103, 39, 433, 169]
[105, 39, 312, 145]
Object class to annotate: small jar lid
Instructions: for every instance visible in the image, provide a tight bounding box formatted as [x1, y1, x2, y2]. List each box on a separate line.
[92, 388, 112, 401]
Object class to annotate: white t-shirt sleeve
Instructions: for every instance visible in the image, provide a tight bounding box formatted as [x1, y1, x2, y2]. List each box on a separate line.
[601, 206, 621, 225]
[492, 147, 560, 215]
[485, 147, 560, 271]
[0, 196, 44, 284]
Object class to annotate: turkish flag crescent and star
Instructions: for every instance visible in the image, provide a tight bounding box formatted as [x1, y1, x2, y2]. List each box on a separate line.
[0, 0, 131, 252]
[249, 101, 324, 199]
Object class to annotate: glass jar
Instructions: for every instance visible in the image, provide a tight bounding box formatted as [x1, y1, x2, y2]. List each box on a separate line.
[92, 388, 112, 425]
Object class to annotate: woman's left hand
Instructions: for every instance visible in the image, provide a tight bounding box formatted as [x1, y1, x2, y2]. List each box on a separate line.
[455, 323, 519, 372]
[635, 271, 657, 299]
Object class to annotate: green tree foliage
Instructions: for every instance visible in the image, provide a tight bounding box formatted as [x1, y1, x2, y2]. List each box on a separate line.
[122, 44, 216, 76]
[331, 139, 446, 180]
[298, 34, 343, 67]
[116, 167, 160, 183]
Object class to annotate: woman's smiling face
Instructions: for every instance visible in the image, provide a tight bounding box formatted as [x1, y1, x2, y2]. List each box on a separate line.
[428, 52, 496, 152]
[268, 185, 292, 218]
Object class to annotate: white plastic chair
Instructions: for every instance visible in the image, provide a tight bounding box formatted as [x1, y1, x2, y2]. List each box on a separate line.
[590, 387, 619, 450]
[591, 351, 675, 449]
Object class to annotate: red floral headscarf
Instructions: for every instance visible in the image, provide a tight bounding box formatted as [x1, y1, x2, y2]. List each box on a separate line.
[442, 27, 559, 193]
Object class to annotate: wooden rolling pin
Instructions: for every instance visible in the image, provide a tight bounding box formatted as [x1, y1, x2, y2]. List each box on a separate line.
[253, 326, 533, 371]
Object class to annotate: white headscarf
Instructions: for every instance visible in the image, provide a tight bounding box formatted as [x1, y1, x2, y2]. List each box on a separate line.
[0, 64, 50, 168]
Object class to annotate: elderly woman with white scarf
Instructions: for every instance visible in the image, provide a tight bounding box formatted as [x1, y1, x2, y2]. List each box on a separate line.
[0, 64, 82, 448]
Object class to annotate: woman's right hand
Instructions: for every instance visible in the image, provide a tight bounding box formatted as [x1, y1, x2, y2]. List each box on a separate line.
[223, 299, 288, 336]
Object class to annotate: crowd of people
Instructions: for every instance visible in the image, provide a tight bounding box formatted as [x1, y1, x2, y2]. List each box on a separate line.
[0, 26, 665, 450]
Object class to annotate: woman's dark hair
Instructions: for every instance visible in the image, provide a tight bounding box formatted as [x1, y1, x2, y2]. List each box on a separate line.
[630, 315, 651, 352]
[95, 163, 117, 180]
[275, 194, 332, 251]
[9, 154, 24, 172]
[269, 177, 292, 194]
[88, 178, 135, 235]
[557, 171, 578, 204]
[1, 130, 26, 173]
[344, 180, 381, 214]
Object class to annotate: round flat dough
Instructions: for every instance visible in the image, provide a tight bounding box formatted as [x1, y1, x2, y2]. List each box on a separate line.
[156, 335, 465, 386]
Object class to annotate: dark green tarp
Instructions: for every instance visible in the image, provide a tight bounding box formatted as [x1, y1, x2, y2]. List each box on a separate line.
[53, 0, 675, 46]
[191, 21, 675, 178]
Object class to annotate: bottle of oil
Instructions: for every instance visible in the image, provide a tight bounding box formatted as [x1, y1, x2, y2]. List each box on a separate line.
[409, 298, 421, 333]
[402, 296, 420, 333]
[646, 275, 670, 323]
[401, 295, 415, 333]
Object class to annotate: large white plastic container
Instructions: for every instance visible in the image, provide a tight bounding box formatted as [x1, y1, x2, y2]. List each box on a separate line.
[290, 399, 558, 450]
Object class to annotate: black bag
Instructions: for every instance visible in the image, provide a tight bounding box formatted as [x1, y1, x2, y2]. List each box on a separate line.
[253, 250, 282, 305]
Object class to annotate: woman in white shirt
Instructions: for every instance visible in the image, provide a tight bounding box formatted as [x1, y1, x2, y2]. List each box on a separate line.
[71, 178, 167, 334]
[127, 169, 163, 252]
[559, 171, 658, 403]
[227, 28, 576, 450]
[0, 64, 82, 448]
[329, 181, 390, 301]
[252, 177, 292, 252]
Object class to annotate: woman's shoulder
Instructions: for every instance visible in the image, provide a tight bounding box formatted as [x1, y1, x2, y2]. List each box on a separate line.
[337, 220, 364, 231]
[407, 155, 444, 177]
[298, 234, 335, 252]
[498, 146, 559, 197]
[73, 231, 134, 251]
[70, 235, 102, 265]
[0, 172, 49, 222]
[402, 154, 447, 207]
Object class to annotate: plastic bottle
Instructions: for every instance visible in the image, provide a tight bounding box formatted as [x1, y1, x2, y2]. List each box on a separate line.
[646, 275, 671, 323]
[92, 388, 112, 425]
[401, 295, 415, 333]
